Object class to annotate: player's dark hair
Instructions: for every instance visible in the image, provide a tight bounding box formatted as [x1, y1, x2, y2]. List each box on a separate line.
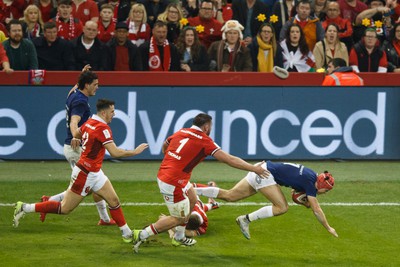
[193, 113, 212, 127]
[186, 214, 201, 230]
[329, 58, 347, 68]
[77, 71, 98, 90]
[96, 99, 115, 112]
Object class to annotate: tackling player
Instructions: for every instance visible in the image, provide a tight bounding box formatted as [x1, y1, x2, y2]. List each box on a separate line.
[132, 113, 270, 253]
[195, 161, 338, 239]
[167, 182, 220, 238]
[13, 99, 149, 243]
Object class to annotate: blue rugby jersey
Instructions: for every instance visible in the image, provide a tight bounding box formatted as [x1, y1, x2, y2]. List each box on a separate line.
[266, 161, 318, 197]
[64, 89, 91, 145]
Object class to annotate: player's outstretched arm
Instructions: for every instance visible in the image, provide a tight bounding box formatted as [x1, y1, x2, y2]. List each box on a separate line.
[213, 150, 270, 178]
[105, 142, 149, 158]
[308, 196, 338, 237]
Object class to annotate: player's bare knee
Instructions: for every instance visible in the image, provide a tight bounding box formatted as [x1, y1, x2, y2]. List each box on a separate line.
[60, 207, 72, 215]
[274, 203, 289, 215]
[107, 197, 120, 207]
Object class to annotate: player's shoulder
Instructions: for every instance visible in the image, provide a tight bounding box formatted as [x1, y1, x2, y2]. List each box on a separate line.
[69, 90, 88, 104]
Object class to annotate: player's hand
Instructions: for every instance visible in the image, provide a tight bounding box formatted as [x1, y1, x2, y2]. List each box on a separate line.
[82, 64, 91, 72]
[254, 161, 270, 178]
[134, 143, 149, 154]
[71, 138, 81, 150]
[328, 227, 338, 237]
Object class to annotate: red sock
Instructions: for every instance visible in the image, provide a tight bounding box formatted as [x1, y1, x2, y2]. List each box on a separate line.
[192, 183, 208, 188]
[35, 201, 61, 214]
[109, 205, 126, 227]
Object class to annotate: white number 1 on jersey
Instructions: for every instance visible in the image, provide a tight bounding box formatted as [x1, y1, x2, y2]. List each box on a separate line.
[176, 138, 189, 153]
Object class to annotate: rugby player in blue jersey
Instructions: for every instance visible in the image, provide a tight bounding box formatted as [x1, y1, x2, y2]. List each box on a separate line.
[195, 161, 338, 238]
[40, 65, 115, 226]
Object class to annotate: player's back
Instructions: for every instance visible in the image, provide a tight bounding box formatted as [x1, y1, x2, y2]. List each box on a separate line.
[77, 116, 113, 172]
[267, 161, 318, 196]
[158, 127, 220, 186]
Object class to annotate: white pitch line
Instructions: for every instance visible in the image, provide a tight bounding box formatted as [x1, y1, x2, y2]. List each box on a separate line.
[1, 202, 400, 207]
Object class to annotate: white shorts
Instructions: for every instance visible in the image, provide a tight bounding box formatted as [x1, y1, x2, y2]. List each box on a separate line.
[64, 144, 82, 169]
[157, 178, 191, 218]
[245, 162, 277, 191]
[68, 165, 108, 196]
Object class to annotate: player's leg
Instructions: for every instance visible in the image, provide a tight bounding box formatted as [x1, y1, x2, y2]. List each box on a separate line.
[12, 189, 83, 227]
[234, 170, 278, 239]
[132, 180, 196, 253]
[195, 176, 257, 201]
[92, 192, 115, 226]
[173, 185, 197, 241]
[92, 172, 132, 242]
[63, 144, 113, 225]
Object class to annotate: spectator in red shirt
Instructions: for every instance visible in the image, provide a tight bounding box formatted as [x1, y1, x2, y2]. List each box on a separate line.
[188, 0, 223, 49]
[97, 3, 115, 43]
[0, 0, 28, 25]
[33, 0, 58, 22]
[338, 0, 368, 24]
[105, 21, 142, 71]
[72, 0, 99, 24]
[0, 42, 13, 73]
[51, 0, 83, 40]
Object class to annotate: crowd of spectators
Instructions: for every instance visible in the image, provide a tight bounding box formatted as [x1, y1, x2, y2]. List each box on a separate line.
[0, 0, 399, 73]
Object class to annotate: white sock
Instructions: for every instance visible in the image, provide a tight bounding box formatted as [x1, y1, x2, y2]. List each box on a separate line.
[174, 226, 185, 240]
[248, 206, 274, 222]
[120, 224, 131, 237]
[140, 225, 157, 240]
[195, 187, 219, 198]
[23, 203, 35, 213]
[49, 192, 65, 202]
[95, 200, 111, 222]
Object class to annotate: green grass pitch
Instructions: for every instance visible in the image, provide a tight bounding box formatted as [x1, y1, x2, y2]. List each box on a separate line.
[0, 160, 399, 267]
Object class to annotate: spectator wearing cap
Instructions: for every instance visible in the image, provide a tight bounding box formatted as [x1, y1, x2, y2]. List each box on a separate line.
[71, 20, 109, 70]
[105, 21, 142, 71]
[349, 27, 388, 72]
[97, 4, 116, 43]
[208, 19, 252, 71]
[138, 20, 180, 71]
[32, 21, 75, 70]
[354, 0, 394, 43]
[51, 0, 83, 40]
